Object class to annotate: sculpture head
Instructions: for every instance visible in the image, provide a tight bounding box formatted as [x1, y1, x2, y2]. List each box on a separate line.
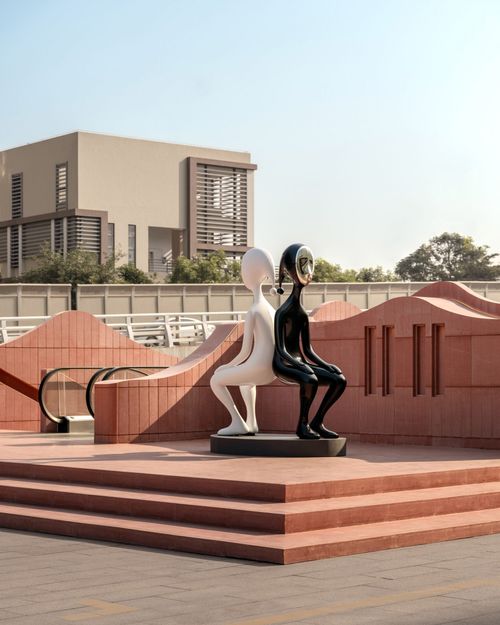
[241, 248, 276, 293]
[277, 243, 314, 294]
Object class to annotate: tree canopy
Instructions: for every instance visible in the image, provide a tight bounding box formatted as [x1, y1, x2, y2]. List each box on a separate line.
[355, 266, 396, 282]
[312, 259, 396, 283]
[14, 232, 500, 287]
[20, 245, 152, 285]
[395, 232, 500, 281]
[169, 250, 242, 283]
[167, 253, 405, 284]
[312, 259, 356, 282]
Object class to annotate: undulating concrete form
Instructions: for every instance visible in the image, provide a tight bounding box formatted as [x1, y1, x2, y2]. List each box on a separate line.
[0, 311, 177, 432]
[2, 433, 500, 564]
[93, 300, 360, 443]
[95, 282, 500, 449]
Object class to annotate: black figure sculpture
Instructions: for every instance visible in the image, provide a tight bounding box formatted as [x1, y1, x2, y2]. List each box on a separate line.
[273, 244, 347, 440]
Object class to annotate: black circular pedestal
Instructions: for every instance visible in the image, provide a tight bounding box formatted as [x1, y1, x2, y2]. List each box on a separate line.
[210, 433, 347, 457]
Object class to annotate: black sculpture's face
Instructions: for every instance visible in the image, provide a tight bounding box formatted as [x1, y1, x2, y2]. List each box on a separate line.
[295, 246, 314, 285]
[277, 243, 315, 292]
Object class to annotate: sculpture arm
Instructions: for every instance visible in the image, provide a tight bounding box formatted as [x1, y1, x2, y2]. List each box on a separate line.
[217, 312, 255, 370]
[301, 320, 342, 374]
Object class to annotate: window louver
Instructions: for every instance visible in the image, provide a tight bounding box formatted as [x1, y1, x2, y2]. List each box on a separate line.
[10, 225, 19, 268]
[56, 163, 68, 211]
[0, 228, 7, 262]
[22, 221, 51, 258]
[195, 164, 248, 247]
[11, 173, 23, 219]
[67, 216, 101, 254]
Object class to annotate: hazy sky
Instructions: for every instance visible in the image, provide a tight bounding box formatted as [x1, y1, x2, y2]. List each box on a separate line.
[1, 0, 500, 270]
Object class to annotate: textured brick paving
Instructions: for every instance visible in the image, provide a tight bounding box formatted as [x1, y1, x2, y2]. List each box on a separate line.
[1, 529, 500, 625]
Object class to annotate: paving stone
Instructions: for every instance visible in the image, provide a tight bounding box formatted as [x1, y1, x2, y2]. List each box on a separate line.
[2, 529, 500, 625]
[380, 595, 473, 614]
[0, 610, 22, 622]
[375, 564, 454, 580]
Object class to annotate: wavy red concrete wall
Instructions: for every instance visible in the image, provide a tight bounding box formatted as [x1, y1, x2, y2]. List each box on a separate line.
[94, 323, 244, 443]
[414, 281, 500, 316]
[94, 285, 500, 449]
[299, 294, 500, 449]
[0, 311, 177, 432]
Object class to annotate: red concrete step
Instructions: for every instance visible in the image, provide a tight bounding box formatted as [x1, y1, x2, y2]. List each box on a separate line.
[2, 478, 500, 533]
[2, 460, 500, 502]
[284, 481, 500, 532]
[280, 507, 500, 564]
[0, 461, 286, 502]
[0, 479, 282, 532]
[1, 502, 500, 564]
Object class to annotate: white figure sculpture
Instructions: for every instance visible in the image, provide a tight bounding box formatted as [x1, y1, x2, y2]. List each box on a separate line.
[210, 248, 277, 436]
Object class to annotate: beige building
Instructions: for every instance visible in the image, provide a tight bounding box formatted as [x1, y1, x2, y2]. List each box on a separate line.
[0, 132, 256, 277]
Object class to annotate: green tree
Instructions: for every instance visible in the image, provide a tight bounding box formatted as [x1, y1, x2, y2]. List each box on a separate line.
[21, 245, 119, 286]
[117, 263, 153, 284]
[312, 258, 357, 282]
[21, 245, 154, 290]
[395, 232, 500, 281]
[169, 251, 241, 283]
[356, 266, 397, 282]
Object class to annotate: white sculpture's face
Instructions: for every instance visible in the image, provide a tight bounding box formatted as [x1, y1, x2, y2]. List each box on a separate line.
[241, 248, 275, 290]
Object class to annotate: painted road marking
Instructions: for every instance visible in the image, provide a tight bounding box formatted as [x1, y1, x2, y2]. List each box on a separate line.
[225, 575, 500, 625]
[63, 599, 136, 621]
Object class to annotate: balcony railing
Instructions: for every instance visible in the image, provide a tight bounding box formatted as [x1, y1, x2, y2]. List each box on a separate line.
[148, 259, 174, 273]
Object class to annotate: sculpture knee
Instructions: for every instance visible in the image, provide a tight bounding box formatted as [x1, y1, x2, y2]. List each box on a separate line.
[210, 373, 224, 393]
[330, 373, 346, 397]
[337, 373, 347, 391]
[301, 372, 318, 387]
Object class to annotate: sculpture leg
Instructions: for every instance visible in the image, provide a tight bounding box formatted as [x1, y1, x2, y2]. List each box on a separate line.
[297, 376, 321, 440]
[210, 373, 250, 436]
[240, 385, 258, 434]
[310, 369, 347, 439]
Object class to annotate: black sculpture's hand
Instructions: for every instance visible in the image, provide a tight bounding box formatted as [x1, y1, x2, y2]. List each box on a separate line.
[296, 361, 315, 376]
[284, 356, 314, 376]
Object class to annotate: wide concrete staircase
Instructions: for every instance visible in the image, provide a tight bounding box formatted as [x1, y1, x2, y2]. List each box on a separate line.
[1, 462, 500, 564]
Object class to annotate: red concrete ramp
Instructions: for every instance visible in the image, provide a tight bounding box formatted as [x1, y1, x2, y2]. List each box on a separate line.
[0, 368, 38, 402]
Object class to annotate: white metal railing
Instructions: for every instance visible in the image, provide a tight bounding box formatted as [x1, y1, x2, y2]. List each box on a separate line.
[0, 311, 247, 347]
[96, 311, 247, 347]
[0, 316, 51, 344]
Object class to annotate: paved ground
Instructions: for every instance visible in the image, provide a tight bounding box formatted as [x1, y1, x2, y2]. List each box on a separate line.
[1, 530, 500, 625]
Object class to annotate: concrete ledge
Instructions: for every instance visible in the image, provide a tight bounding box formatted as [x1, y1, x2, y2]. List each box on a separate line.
[210, 433, 347, 457]
[57, 416, 94, 435]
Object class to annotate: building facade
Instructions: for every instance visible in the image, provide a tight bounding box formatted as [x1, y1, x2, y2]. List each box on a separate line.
[0, 132, 256, 277]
